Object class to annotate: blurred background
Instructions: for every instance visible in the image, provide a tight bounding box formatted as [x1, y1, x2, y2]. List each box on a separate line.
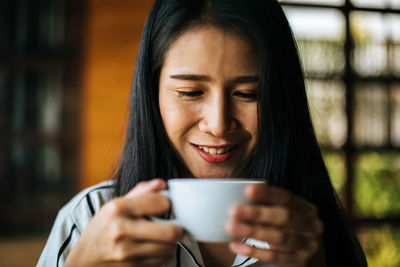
[0, 0, 399, 266]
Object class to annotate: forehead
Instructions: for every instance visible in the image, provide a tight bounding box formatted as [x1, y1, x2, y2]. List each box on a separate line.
[162, 25, 259, 74]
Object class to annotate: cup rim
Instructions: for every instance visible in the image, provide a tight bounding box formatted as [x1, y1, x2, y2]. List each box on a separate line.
[167, 178, 266, 184]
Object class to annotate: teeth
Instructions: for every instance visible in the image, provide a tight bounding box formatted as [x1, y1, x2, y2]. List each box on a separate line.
[209, 148, 217, 155]
[198, 145, 235, 155]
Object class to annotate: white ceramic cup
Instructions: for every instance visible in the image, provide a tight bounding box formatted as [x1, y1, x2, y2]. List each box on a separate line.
[158, 178, 265, 242]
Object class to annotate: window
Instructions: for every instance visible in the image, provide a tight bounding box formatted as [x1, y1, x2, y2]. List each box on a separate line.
[279, 1, 400, 266]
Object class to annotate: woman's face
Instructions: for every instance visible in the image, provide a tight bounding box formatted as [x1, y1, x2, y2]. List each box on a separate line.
[159, 25, 259, 178]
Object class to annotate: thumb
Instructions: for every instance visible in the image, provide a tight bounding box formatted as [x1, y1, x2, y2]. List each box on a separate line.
[125, 179, 167, 198]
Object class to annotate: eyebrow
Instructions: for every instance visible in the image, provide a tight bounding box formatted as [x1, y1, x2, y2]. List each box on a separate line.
[169, 74, 259, 83]
[169, 74, 211, 81]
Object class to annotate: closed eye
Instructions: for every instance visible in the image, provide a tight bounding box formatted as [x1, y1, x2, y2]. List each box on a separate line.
[176, 90, 203, 97]
[234, 91, 257, 99]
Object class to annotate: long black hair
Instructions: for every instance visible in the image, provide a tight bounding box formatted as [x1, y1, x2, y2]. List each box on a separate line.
[113, 0, 367, 266]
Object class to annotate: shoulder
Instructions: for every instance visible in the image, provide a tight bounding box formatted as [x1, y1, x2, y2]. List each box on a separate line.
[37, 180, 115, 266]
[57, 180, 115, 231]
[63, 180, 115, 214]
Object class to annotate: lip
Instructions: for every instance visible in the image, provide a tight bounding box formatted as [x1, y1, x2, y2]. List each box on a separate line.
[191, 144, 239, 163]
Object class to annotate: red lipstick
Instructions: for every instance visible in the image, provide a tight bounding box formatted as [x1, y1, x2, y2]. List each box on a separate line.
[192, 144, 238, 163]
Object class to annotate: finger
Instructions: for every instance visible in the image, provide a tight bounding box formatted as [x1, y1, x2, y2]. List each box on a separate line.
[230, 204, 323, 234]
[126, 179, 167, 198]
[128, 241, 176, 258]
[108, 218, 184, 243]
[246, 184, 316, 213]
[229, 241, 312, 267]
[227, 221, 318, 253]
[108, 192, 170, 217]
[105, 254, 174, 267]
[110, 241, 176, 261]
[130, 254, 175, 267]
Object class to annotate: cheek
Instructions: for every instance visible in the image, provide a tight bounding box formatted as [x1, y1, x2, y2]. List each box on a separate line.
[159, 93, 177, 136]
[162, 110, 183, 134]
[236, 104, 258, 137]
[249, 113, 258, 137]
[160, 102, 197, 140]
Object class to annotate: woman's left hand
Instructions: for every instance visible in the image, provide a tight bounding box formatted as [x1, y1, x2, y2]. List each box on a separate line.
[227, 184, 326, 267]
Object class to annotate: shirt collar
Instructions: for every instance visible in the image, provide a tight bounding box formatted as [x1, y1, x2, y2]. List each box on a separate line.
[178, 232, 270, 267]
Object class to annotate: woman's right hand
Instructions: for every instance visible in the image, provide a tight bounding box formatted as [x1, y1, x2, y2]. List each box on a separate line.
[64, 179, 183, 267]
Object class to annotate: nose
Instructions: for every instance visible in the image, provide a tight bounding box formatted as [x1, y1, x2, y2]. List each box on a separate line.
[198, 93, 236, 137]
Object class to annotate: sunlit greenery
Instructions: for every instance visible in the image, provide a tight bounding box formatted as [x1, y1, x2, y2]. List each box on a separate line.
[323, 152, 400, 217]
[354, 152, 400, 217]
[358, 226, 400, 267]
[322, 152, 346, 201]
[323, 152, 400, 266]
[286, 3, 400, 266]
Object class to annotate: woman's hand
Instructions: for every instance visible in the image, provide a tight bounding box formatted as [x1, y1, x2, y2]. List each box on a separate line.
[227, 184, 326, 267]
[65, 179, 183, 267]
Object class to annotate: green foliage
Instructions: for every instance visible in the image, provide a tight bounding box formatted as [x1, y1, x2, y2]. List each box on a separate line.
[354, 152, 400, 217]
[322, 152, 346, 201]
[323, 151, 400, 267]
[358, 226, 400, 267]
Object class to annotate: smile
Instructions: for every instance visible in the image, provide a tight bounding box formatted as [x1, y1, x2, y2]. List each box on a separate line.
[197, 145, 235, 155]
[192, 144, 239, 163]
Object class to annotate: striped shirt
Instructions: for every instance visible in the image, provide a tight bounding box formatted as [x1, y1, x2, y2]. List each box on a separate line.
[37, 181, 277, 267]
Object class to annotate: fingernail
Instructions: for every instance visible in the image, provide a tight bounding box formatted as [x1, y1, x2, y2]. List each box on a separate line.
[246, 185, 257, 197]
[236, 206, 248, 218]
[150, 179, 165, 188]
[231, 222, 245, 235]
[230, 242, 244, 253]
[149, 179, 159, 185]
[230, 205, 246, 219]
[245, 185, 253, 194]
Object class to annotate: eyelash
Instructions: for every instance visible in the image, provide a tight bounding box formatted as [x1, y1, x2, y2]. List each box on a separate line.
[176, 90, 258, 100]
[177, 91, 203, 97]
[233, 91, 258, 99]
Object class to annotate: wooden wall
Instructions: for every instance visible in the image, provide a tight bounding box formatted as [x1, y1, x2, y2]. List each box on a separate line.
[80, 0, 154, 189]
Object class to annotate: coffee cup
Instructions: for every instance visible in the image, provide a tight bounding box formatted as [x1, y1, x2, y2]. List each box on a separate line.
[157, 178, 265, 242]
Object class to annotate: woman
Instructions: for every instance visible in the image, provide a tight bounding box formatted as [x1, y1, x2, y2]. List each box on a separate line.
[38, 0, 367, 266]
